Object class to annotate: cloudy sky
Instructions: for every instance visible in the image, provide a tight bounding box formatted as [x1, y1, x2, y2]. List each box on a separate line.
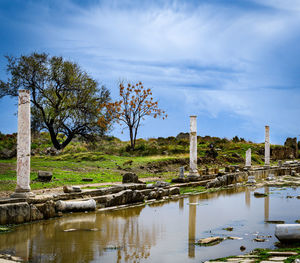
[1, 0, 300, 144]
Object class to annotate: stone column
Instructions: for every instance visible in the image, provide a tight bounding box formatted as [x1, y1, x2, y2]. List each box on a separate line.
[189, 116, 199, 177]
[296, 138, 298, 159]
[245, 148, 251, 168]
[265, 125, 270, 167]
[11, 90, 34, 198]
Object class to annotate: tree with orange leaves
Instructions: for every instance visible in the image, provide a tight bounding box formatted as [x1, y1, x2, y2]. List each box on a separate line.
[103, 81, 167, 150]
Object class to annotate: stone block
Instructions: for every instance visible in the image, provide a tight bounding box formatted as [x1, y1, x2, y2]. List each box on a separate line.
[37, 171, 53, 182]
[82, 178, 93, 182]
[169, 187, 180, 195]
[122, 173, 142, 184]
[36, 200, 56, 219]
[30, 204, 44, 221]
[148, 191, 158, 199]
[0, 202, 30, 224]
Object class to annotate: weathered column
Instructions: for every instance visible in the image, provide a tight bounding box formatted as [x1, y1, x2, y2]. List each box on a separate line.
[265, 125, 270, 167]
[11, 90, 34, 198]
[296, 138, 298, 159]
[189, 116, 199, 177]
[245, 148, 251, 168]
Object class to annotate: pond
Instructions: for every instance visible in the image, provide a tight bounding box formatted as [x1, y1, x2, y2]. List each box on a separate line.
[1, 186, 300, 262]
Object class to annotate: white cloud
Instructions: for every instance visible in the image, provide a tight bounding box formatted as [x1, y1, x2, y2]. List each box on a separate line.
[2, 0, 300, 143]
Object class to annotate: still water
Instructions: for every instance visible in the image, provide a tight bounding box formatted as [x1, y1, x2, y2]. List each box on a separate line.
[1, 187, 300, 263]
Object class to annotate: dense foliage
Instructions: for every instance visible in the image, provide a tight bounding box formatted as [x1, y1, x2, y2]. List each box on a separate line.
[0, 53, 112, 149]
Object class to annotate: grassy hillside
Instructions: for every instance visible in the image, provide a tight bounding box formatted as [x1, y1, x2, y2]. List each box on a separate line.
[0, 132, 298, 192]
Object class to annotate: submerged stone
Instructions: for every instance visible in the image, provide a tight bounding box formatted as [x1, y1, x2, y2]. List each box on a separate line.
[254, 192, 268, 197]
[196, 236, 224, 246]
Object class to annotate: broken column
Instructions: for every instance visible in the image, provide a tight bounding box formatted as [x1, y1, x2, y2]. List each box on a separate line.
[188, 116, 199, 178]
[11, 90, 34, 198]
[245, 148, 251, 168]
[265, 125, 270, 167]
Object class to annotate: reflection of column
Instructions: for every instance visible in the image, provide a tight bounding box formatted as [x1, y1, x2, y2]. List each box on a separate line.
[265, 126, 270, 167]
[179, 198, 184, 211]
[15, 235, 30, 261]
[264, 187, 269, 221]
[245, 188, 250, 208]
[189, 116, 199, 177]
[188, 195, 197, 258]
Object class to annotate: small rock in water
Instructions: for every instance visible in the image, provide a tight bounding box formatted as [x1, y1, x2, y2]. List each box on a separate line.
[223, 227, 233, 231]
[196, 236, 224, 246]
[295, 220, 300, 223]
[227, 236, 243, 240]
[254, 192, 267, 197]
[254, 238, 266, 242]
[240, 246, 246, 251]
[265, 220, 285, 224]
[64, 229, 77, 232]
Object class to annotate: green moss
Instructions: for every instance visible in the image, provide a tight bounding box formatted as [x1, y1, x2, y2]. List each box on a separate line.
[0, 225, 13, 233]
[180, 186, 206, 194]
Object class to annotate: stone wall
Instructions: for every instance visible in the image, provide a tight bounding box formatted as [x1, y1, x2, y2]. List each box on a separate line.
[0, 183, 180, 225]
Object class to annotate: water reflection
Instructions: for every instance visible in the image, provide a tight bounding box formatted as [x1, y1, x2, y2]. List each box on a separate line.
[179, 198, 184, 211]
[264, 186, 270, 222]
[245, 188, 251, 208]
[0, 205, 161, 263]
[1, 187, 300, 263]
[188, 195, 197, 258]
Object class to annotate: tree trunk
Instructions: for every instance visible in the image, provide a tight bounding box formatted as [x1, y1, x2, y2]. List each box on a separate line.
[48, 125, 62, 150]
[48, 125, 74, 150]
[61, 133, 74, 149]
[129, 126, 135, 150]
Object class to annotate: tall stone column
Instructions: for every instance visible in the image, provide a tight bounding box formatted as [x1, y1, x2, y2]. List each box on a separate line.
[11, 90, 34, 198]
[189, 116, 199, 177]
[265, 125, 270, 167]
[245, 148, 251, 168]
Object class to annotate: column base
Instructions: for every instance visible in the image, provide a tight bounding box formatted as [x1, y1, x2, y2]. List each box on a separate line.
[187, 170, 200, 181]
[11, 190, 35, 198]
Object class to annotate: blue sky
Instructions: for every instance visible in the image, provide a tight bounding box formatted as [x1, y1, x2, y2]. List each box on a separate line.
[1, 0, 300, 144]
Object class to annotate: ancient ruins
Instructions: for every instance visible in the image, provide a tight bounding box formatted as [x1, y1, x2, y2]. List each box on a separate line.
[11, 90, 34, 198]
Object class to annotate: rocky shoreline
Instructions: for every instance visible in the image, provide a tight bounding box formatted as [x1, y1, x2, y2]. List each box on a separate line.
[1, 161, 300, 226]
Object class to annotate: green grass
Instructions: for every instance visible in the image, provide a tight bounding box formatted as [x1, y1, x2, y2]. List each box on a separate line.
[0, 153, 188, 192]
[0, 133, 296, 192]
[254, 248, 300, 263]
[180, 186, 206, 194]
